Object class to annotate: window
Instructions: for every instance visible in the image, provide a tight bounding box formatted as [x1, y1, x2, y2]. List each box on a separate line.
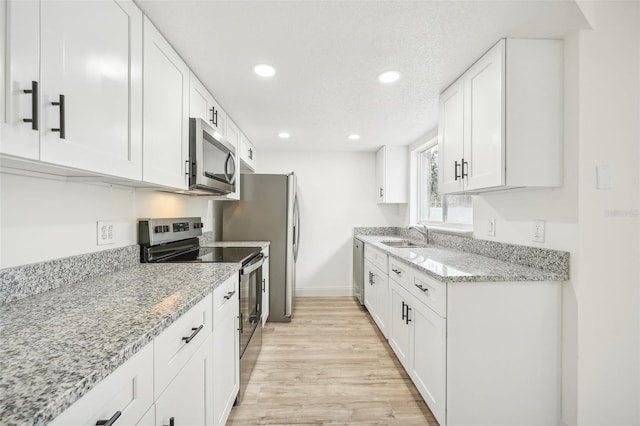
[417, 143, 473, 227]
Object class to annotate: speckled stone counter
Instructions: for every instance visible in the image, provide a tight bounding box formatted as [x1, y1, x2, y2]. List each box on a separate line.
[358, 235, 564, 283]
[0, 262, 240, 425]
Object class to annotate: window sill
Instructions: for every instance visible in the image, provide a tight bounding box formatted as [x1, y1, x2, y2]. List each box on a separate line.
[420, 223, 474, 237]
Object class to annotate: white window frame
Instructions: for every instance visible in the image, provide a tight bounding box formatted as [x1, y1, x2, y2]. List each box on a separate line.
[410, 136, 474, 235]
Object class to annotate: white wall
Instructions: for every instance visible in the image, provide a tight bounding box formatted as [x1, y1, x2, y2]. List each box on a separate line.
[471, 2, 639, 424]
[257, 150, 405, 296]
[0, 172, 211, 269]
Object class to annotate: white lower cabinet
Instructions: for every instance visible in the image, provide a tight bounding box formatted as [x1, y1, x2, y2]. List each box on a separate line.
[364, 259, 389, 339]
[50, 343, 154, 426]
[383, 253, 560, 426]
[155, 332, 213, 426]
[212, 274, 240, 426]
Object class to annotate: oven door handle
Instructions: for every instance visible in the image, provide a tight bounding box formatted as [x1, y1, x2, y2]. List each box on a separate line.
[241, 255, 265, 275]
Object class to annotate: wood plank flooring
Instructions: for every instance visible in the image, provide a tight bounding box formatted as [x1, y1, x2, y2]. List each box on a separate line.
[227, 297, 437, 425]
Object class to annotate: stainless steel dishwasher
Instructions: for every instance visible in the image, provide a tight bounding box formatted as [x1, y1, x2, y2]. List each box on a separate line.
[353, 237, 364, 306]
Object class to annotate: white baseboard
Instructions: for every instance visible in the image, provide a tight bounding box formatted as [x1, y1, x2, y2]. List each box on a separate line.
[296, 286, 354, 297]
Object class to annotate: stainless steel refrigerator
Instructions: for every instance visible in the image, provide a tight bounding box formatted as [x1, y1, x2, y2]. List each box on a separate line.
[221, 173, 299, 322]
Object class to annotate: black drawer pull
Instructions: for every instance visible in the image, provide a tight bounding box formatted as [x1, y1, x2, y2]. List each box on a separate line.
[96, 411, 121, 426]
[392, 268, 401, 275]
[22, 80, 38, 130]
[182, 325, 204, 343]
[51, 94, 65, 139]
[164, 417, 175, 426]
[415, 283, 429, 293]
[223, 290, 236, 300]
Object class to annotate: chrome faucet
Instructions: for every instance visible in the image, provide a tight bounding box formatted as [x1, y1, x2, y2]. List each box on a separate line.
[408, 224, 429, 243]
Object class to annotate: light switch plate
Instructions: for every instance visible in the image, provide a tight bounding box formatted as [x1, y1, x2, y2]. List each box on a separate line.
[532, 220, 545, 243]
[97, 221, 116, 245]
[488, 219, 496, 237]
[596, 165, 613, 189]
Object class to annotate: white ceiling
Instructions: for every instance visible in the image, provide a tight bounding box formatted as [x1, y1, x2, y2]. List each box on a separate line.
[135, 0, 589, 152]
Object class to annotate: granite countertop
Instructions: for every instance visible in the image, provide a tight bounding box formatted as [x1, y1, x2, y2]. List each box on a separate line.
[0, 262, 240, 426]
[358, 235, 564, 282]
[203, 240, 270, 249]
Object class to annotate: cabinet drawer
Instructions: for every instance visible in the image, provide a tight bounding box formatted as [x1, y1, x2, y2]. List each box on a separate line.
[365, 245, 388, 274]
[154, 293, 212, 398]
[213, 274, 239, 328]
[409, 271, 447, 318]
[388, 258, 411, 288]
[51, 343, 153, 426]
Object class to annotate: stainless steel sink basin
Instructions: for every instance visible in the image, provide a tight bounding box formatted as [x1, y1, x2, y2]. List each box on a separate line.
[381, 240, 424, 248]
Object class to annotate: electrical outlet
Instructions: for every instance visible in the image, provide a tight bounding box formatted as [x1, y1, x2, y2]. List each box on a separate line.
[97, 221, 116, 245]
[532, 220, 545, 243]
[488, 219, 496, 237]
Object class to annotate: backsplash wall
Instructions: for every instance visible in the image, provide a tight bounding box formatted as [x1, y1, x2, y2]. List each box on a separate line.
[0, 173, 212, 269]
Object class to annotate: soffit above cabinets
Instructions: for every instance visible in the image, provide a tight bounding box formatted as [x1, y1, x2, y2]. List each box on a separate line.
[135, 0, 589, 152]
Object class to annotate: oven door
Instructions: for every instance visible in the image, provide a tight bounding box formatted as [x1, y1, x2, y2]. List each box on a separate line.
[189, 117, 236, 194]
[239, 254, 264, 356]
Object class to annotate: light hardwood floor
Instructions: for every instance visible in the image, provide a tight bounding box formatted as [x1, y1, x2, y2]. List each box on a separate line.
[227, 297, 437, 425]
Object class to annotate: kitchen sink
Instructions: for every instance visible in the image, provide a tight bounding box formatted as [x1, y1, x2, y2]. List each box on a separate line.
[381, 240, 424, 248]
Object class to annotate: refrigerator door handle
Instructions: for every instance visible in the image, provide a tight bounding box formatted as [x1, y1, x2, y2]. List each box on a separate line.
[293, 195, 300, 261]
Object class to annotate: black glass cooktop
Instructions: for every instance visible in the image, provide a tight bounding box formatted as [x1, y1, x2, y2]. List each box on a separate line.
[159, 246, 262, 264]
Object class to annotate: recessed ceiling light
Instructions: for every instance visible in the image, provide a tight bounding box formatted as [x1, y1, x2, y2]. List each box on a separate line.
[278, 132, 291, 139]
[254, 64, 276, 77]
[348, 134, 361, 140]
[377, 70, 400, 83]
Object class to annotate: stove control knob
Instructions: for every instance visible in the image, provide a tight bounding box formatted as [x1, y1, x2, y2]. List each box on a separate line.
[154, 226, 162, 233]
[200, 222, 204, 229]
[163, 225, 170, 232]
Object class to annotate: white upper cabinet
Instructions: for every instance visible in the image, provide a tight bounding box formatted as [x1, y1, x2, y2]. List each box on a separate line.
[376, 145, 408, 203]
[1, 0, 40, 160]
[239, 132, 256, 173]
[2, 0, 143, 180]
[438, 38, 563, 194]
[189, 72, 226, 138]
[142, 16, 189, 190]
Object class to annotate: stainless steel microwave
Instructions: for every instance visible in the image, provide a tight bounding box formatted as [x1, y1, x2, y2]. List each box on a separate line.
[188, 117, 236, 195]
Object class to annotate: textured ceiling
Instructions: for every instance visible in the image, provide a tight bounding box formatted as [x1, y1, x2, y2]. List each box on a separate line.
[135, 0, 589, 152]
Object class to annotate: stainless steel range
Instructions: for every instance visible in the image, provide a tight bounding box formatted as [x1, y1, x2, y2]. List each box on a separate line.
[138, 217, 264, 403]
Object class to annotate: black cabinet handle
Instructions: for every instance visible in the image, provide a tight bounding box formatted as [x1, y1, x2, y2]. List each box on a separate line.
[248, 148, 253, 160]
[262, 278, 266, 292]
[224, 290, 236, 300]
[461, 158, 468, 178]
[415, 283, 429, 294]
[401, 301, 406, 321]
[379, 187, 384, 198]
[238, 313, 243, 333]
[96, 411, 121, 426]
[406, 306, 412, 325]
[209, 107, 218, 127]
[163, 417, 175, 426]
[22, 81, 38, 130]
[51, 94, 65, 139]
[392, 268, 401, 276]
[454, 160, 460, 181]
[182, 325, 204, 343]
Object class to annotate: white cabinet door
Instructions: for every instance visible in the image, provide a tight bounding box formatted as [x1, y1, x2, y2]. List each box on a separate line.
[189, 72, 226, 138]
[0, 0, 40, 160]
[375, 146, 385, 202]
[411, 300, 446, 426]
[262, 247, 270, 326]
[463, 39, 505, 191]
[213, 276, 240, 426]
[438, 78, 465, 194]
[39, 0, 142, 180]
[388, 279, 410, 370]
[239, 132, 257, 173]
[155, 332, 213, 426]
[373, 265, 389, 339]
[142, 16, 189, 189]
[364, 261, 377, 316]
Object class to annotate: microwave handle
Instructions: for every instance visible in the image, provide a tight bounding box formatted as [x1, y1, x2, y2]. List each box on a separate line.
[225, 152, 237, 185]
